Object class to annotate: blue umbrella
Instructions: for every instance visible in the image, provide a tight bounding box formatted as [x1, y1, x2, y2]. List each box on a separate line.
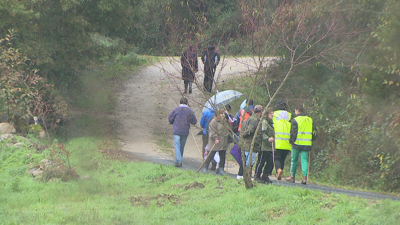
[203, 90, 243, 112]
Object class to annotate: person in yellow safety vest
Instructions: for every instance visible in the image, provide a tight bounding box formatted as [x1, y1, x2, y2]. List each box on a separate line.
[285, 104, 317, 185]
[273, 100, 292, 180]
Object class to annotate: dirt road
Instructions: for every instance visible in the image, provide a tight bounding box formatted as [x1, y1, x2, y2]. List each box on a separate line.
[115, 57, 400, 201]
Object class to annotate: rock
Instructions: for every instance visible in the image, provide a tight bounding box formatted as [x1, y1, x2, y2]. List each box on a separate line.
[32, 170, 43, 177]
[14, 142, 24, 148]
[0, 133, 13, 141]
[27, 167, 37, 175]
[39, 130, 46, 138]
[40, 159, 52, 170]
[0, 123, 16, 134]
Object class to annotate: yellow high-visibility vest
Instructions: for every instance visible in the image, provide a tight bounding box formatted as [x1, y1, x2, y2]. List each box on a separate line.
[273, 110, 292, 150]
[294, 116, 313, 146]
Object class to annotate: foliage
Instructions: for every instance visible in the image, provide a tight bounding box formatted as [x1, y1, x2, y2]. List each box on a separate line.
[0, 31, 67, 133]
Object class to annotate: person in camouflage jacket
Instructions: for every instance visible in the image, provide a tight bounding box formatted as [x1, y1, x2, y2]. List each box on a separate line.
[236, 105, 263, 179]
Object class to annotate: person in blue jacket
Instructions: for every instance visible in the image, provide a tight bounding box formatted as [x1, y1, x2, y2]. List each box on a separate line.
[200, 107, 217, 170]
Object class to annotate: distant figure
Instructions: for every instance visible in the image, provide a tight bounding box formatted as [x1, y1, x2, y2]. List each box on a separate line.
[181, 45, 198, 94]
[201, 45, 220, 93]
[286, 104, 317, 185]
[168, 98, 197, 167]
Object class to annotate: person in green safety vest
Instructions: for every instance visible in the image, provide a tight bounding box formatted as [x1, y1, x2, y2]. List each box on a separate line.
[273, 100, 292, 180]
[285, 104, 317, 185]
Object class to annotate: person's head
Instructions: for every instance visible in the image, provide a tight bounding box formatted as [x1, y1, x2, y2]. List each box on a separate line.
[247, 99, 254, 106]
[295, 104, 304, 115]
[187, 45, 194, 51]
[254, 105, 263, 116]
[266, 108, 274, 120]
[275, 99, 288, 111]
[225, 104, 232, 113]
[217, 108, 226, 121]
[180, 97, 188, 105]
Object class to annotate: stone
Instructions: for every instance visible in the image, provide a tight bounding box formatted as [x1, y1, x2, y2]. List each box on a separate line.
[40, 159, 52, 170]
[0, 133, 13, 141]
[0, 123, 16, 134]
[32, 170, 43, 177]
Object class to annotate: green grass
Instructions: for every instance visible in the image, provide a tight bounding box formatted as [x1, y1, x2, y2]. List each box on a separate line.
[1, 137, 400, 224]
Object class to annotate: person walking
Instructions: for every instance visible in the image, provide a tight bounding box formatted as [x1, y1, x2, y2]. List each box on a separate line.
[237, 105, 263, 179]
[254, 108, 274, 184]
[201, 45, 220, 93]
[273, 100, 292, 180]
[286, 104, 317, 184]
[168, 97, 197, 167]
[200, 108, 217, 170]
[201, 109, 229, 175]
[181, 45, 198, 94]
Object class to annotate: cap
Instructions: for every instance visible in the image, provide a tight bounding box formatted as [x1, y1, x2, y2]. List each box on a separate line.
[254, 105, 263, 113]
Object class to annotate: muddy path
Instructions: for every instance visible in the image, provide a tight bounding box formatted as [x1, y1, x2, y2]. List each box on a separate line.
[115, 57, 400, 201]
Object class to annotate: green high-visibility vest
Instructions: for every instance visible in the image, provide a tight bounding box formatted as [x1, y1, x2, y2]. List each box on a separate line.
[294, 116, 313, 146]
[273, 110, 292, 150]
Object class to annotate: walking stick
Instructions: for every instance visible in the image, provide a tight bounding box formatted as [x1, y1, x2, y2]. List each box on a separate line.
[196, 143, 216, 173]
[307, 151, 311, 183]
[272, 142, 279, 184]
[190, 130, 203, 159]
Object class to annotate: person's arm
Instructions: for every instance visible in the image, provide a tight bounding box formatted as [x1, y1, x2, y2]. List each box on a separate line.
[289, 119, 298, 144]
[190, 111, 197, 125]
[168, 110, 176, 124]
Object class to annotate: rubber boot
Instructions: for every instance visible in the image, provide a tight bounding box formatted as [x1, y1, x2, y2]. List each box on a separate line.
[201, 161, 210, 174]
[217, 167, 226, 176]
[210, 160, 217, 170]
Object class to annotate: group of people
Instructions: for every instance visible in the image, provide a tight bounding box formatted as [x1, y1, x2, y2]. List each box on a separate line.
[168, 96, 317, 185]
[180, 45, 220, 94]
[232, 99, 317, 185]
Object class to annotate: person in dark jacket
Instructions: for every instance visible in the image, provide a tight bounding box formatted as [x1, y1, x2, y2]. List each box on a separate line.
[237, 105, 263, 179]
[254, 108, 275, 184]
[168, 98, 197, 167]
[286, 104, 317, 184]
[181, 45, 198, 94]
[201, 45, 220, 93]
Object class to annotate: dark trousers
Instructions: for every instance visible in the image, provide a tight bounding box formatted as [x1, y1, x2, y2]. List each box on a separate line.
[203, 68, 215, 93]
[204, 150, 226, 168]
[254, 151, 274, 178]
[274, 149, 290, 172]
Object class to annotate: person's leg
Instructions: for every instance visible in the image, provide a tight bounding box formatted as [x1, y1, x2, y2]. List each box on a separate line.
[289, 147, 300, 178]
[179, 135, 188, 160]
[183, 80, 188, 94]
[201, 151, 216, 173]
[202, 134, 208, 159]
[188, 81, 193, 94]
[274, 149, 283, 171]
[280, 150, 290, 170]
[255, 151, 267, 178]
[300, 150, 309, 178]
[173, 135, 182, 163]
[203, 70, 212, 93]
[217, 150, 227, 175]
[209, 69, 215, 92]
[265, 151, 274, 175]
